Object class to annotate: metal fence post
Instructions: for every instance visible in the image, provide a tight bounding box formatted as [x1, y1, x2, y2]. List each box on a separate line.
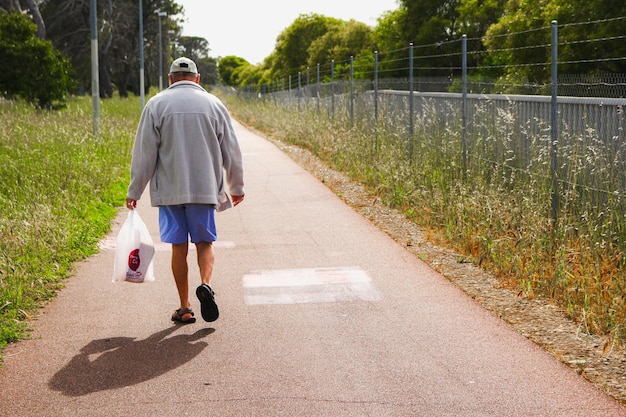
[298, 71, 301, 112]
[409, 43, 415, 159]
[550, 20, 559, 223]
[409, 43, 414, 136]
[331, 60, 335, 119]
[317, 63, 321, 113]
[374, 51, 379, 123]
[273, 79, 277, 105]
[350, 56, 355, 127]
[306, 66, 310, 99]
[462, 34, 468, 178]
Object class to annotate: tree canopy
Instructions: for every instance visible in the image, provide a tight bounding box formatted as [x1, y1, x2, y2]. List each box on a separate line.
[218, 56, 251, 87]
[269, 14, 343, 79]
[485, 0, 626, 85]
[3, 0, 625, 99]
[307, 19, 374, 69]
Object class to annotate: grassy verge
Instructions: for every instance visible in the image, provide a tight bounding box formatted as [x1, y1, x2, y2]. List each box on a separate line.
[0, 96, 140, 359]
[220, 91, 626, 343]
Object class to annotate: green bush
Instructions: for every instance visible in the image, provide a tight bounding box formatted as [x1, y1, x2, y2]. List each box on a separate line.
[0, 12, 75, 108]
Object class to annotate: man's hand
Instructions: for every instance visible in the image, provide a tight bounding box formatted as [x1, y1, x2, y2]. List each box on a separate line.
[126, 198, 137, 210]
[231, 195, 244, 206]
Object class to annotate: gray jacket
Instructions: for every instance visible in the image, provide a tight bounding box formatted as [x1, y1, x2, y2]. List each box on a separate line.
[128, 81, 244, 211]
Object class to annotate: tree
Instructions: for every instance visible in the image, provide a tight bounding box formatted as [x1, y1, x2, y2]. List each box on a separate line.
[401, 0, 463, 76]
[236, 64, 263, 88]
[307, 19, 374, 69]
[456, 0, 506, 38]
[482, 0, 626, 89]
[373, 1, 464, 77]
[0, 12, 74, 107]
[269, 13, 341, 79]
[373, 8, 407, 55]
[41, 0, 183, 98]
[196, 56, 219, 86]
[455, 0, 506, 78]
[550, 0, 626, 74]
[178, 35, 209, 62]
[43, 0, 118, 97]
[483, 0, 555, 87]
[218, 55, 250, 86]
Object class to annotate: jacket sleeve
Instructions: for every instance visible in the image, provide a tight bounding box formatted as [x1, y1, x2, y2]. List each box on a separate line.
[219, 106, 245, 197]
[127, 106, 160, 201]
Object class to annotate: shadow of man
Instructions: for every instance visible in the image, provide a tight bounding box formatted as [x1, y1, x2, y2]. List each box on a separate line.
[49, 326, 214, 396]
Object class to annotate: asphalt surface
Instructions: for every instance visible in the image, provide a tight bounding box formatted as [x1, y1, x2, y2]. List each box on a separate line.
[1, 120, 625, 417]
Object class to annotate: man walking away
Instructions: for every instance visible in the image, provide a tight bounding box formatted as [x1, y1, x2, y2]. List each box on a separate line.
[126, 57, 245, 324]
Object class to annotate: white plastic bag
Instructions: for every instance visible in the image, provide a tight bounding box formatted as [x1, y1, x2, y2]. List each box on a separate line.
[112, 210, 155, 283]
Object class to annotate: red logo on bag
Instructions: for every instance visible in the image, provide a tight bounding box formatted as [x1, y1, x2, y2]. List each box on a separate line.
[128, 249, 140, 271]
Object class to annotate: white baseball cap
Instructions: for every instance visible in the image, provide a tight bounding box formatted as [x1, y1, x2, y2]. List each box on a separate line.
[169, 57, 198, 74]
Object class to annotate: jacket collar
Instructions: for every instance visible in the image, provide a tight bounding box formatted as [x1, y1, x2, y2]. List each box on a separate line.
[168, 80, 205, 91]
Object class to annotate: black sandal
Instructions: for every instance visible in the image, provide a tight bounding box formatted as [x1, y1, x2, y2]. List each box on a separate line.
[171, 307, 196, 324]
[196, 284, 219, 322]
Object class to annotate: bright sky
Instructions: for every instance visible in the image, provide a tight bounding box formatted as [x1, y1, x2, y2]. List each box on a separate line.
[176, 0, 400, 64]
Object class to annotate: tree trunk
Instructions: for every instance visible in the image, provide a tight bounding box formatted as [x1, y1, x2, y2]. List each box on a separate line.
[114, 62, 131, 98]
[22, 0, 45, 38]
[98, 53, 113, 98]
[96, 0, 113, 98]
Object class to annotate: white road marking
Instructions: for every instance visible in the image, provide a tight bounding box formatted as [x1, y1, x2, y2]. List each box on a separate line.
[243, 267, 382, 305]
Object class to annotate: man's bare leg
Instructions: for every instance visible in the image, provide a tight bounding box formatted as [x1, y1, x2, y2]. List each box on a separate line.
[196, 241, 215, 286]
[195, 241, 219, 322]
[171, 241, 190, 309]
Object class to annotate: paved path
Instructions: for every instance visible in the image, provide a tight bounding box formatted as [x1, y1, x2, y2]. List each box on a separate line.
[1, 121, 625, 416]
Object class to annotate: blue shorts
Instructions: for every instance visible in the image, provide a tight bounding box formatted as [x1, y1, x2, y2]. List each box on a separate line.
[158, 204, 217, 244]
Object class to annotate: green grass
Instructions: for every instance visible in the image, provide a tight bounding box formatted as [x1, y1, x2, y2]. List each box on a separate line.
[0, 96, 140, 359]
